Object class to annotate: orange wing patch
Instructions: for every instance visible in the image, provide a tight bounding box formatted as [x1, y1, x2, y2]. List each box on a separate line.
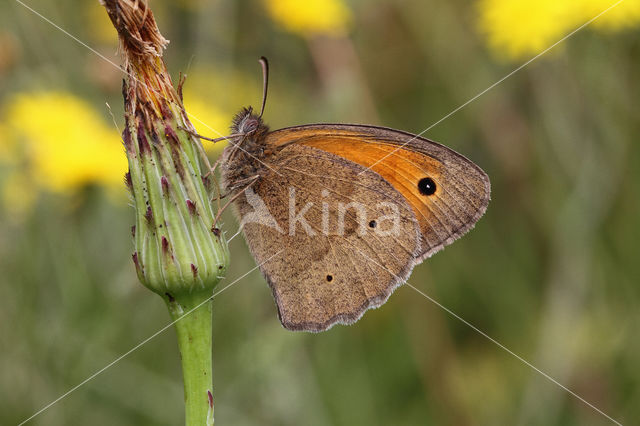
[300, 136, 444, 229]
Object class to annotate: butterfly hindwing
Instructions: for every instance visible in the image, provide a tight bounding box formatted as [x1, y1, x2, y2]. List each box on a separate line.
[233, 144, 421, 331]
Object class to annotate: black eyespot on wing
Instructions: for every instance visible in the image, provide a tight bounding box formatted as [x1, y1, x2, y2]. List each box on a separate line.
[326, 275, 333, 282]
[368, 220, 377, 228]
[418, 177, 436, 195]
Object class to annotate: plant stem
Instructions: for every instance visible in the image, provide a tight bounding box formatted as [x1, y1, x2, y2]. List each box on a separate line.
[166, 291, 215, 426]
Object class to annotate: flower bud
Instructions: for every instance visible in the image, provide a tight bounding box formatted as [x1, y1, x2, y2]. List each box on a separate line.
[109, 0, 229, 297]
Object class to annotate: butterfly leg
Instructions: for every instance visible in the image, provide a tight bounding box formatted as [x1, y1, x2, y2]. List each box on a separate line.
[211, 173, 260, 201]
[206, 154, 226, 179]
[182, 125, 243, 181]
[179, 125, 244, 143]
[213, 175, 260, 226]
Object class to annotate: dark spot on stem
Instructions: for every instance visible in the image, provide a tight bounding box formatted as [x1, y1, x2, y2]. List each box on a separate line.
[122, 128, 133, 153]
[144, 206, 153, 224]
[191, 264, 198, 278]
[160, 101, 172, 121]
[186, 199, 197, 215]
[137, 122, 151, 155]
[124, 171, 132, 190]
[164, 125, 180, 147]
[161, 176, 169, 195]
[150, 127, 161, 145]
[132, 252, 142, 274]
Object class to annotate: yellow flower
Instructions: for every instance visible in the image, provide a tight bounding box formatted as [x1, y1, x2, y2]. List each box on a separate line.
[182, 96, 231, 153]
[589, 0, 640, 31]
[478, 0, 640, 60]
[264, 0, 352, 38]
[3, 91, 127, 193]
[180, 66, 265, 154]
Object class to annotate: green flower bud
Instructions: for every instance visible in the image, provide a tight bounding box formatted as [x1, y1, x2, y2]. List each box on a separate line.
[123, 90, 229, 297]
[111, 4, 229, 298]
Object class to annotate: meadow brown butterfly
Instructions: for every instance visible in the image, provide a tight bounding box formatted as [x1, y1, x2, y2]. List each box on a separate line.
[205, 58, 490, 332]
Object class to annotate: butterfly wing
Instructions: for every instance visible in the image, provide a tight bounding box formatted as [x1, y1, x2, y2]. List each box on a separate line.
[265, 124, 491, 261]
[234, 143, 421, 331]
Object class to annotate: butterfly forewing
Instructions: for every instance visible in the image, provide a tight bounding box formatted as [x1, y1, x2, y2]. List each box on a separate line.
[265, 124, 491, 261]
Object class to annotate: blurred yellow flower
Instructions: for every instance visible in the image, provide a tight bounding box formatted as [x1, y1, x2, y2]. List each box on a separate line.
[590, 0, 640, 31]
[478, 0, 640, 60]
[2, 91, 126, 193]
[180, 66, 268, 154]
[264, 0, 352, 38]
[182, 95, 230, 153]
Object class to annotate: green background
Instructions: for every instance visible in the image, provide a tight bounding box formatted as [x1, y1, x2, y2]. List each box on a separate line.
[1, 0, 638, 425]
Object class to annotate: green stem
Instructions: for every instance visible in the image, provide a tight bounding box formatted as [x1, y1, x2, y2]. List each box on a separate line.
[166, 291, 215, 426]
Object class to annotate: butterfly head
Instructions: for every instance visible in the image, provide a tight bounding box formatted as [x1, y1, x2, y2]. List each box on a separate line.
[231, 106, 269, 137]
[229, 57, 271, 139]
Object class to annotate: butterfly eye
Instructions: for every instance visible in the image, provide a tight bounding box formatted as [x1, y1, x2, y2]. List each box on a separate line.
[244, 120, 258, 132]
[418, 177, 436, 196]
[326, 275, 333, 282]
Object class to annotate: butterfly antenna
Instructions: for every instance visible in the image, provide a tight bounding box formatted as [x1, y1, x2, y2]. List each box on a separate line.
[258, 56, 269, 118]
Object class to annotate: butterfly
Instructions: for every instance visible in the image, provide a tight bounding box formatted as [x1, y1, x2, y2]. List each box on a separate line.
[197, 58, 490, 332]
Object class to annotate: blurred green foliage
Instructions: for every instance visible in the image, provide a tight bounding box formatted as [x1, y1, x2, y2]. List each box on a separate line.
[1, 0, 639, 425]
